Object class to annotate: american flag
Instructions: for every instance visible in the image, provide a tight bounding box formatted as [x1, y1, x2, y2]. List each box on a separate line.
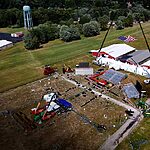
[118, 35, 136, 42]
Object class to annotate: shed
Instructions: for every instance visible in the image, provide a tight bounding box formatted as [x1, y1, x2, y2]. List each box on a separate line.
[75, 67, 93, 75]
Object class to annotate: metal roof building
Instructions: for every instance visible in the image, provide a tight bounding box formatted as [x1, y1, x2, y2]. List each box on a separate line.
[118, 50, 150, 65]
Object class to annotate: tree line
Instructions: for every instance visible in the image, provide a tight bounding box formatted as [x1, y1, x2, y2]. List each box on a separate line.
[0, 0, 150, 50]
[0, 0, 150, 28]
[0, 0, 150, 9]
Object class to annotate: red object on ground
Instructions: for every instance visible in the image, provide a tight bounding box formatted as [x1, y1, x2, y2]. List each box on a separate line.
[42, 112, 56, 120]
[89, 71, 107, 86]
[44, 65, 56, 75]
[31, 108, 45, 115]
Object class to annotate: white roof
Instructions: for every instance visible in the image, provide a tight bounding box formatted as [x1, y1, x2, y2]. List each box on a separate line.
[0, 40, 12, 48]
[101, 44, 135, 58]
[142, 59, 150, 66]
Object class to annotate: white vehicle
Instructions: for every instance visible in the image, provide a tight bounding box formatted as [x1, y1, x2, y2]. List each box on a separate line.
[144, 79, 150, 84]
[43, 92, 57, 102]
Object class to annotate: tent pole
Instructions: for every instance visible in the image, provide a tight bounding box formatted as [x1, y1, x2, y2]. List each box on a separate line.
[138, 21, 150, 53]
[96, 21, 113, 59]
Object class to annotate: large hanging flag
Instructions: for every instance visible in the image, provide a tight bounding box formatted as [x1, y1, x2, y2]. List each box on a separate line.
[118, 35, 137, 42]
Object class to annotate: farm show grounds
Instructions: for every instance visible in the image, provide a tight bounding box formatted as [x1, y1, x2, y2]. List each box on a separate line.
[0, 73, 127, 150]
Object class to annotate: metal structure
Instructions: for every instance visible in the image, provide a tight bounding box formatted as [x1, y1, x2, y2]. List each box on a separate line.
[96, 11, 150, 59]
[23, 5, 33, 29]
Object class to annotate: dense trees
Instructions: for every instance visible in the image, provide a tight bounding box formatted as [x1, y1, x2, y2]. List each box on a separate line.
[0, 0, 150, 28]
[1, 0, 150, 50]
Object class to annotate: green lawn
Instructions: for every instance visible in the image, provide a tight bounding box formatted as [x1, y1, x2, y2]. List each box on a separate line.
[0, 22, 150, 92]
[116, 118, 150, 150]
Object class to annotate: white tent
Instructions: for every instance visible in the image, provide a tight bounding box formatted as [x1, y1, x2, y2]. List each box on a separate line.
[95, 57, 150, 78]
[142, 59, 150, 67]
[90, 44, 136, 58]
[100, 44, 136, 58]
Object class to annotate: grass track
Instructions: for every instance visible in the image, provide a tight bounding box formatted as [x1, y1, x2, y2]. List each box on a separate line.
[0, 22, 150, 92]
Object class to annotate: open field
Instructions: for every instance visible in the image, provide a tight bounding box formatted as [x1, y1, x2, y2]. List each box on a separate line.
[0, 74, 126, 150]
[0, 22, 150, 92]
[0, 22, 150, 150]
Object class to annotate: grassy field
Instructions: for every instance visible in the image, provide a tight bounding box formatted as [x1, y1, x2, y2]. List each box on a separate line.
[0, 22, 150, 92]
[116, 118, 150, 150]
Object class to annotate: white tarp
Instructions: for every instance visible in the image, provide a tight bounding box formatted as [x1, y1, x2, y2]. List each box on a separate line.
[43, 93, 57, 102]
[95, 57, 150, 78]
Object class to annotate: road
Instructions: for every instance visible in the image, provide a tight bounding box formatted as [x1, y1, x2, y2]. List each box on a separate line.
[61, 75, 143, 150]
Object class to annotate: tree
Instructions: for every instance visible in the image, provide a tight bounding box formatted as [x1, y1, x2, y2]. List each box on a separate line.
[124, 14, 133, 27]
[70, 25, 81, 40]
[82, 21, 100, 37]
[115, 19, 124, 30]
[59, 25, 80, 42]
[24, 32, 40, 50]
[98, 15, 109, 30]
[79, 14, 91, 24]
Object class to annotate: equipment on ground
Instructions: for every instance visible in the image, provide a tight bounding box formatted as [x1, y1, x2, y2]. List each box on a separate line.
[89, 72, 107, 86]
[43, 65, 56, 75]
[136, 100, 148, 109]
[62, 64, 74, 74]
[31, 94, 72, 124]
[143, 109, 150, 118]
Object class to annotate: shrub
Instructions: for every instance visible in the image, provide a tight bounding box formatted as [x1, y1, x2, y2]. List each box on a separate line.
[82, 21, 100, 37]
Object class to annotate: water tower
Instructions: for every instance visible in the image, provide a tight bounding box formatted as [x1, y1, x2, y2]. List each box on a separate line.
[23, 5, 33, 29]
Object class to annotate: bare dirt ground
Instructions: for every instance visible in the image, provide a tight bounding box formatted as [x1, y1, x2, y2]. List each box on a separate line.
[0, 74, 127, 150]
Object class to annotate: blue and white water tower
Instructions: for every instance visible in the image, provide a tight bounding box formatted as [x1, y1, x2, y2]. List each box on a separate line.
[23, 5, 33, 29]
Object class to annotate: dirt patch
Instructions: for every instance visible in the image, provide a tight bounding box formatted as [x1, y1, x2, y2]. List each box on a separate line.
[0, 74, 127, 150]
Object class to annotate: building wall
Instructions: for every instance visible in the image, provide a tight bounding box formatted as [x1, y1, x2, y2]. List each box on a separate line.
[75, 68, 93, 75]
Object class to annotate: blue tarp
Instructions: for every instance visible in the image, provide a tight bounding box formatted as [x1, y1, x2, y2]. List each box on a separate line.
[57, 99, 72, 108]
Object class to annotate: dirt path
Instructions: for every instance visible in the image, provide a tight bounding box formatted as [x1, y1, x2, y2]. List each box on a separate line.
[61, 75, 143, 150]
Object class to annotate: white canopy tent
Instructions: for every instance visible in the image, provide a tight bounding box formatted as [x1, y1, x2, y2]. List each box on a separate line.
[95, 57, 150, 78]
